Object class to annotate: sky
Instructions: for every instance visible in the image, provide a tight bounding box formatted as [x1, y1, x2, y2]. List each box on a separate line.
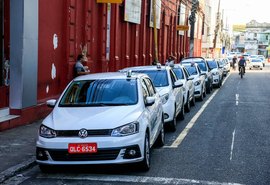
[219, 0, 270, 25]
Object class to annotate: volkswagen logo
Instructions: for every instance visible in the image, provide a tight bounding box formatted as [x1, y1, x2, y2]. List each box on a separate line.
[78, 129, 88, 138]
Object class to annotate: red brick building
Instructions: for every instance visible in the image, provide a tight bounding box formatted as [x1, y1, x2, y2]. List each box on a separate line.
[0, 0, 204, 130]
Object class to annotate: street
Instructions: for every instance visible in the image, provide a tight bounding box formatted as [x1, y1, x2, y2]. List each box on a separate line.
[2, 65, 270, 185]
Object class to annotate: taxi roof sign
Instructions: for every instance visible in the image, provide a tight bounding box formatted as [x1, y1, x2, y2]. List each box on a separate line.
[97, 0, 123, 3]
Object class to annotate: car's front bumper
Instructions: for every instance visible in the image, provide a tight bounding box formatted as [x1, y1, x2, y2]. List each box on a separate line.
[212, 75, 220, 85]
[36, 133, 145, 165]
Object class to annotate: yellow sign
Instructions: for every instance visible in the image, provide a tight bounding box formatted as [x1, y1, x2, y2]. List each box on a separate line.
[176, 25, 189, 31]
[97, 0, 123, 3]
[233, 24, 246, 32]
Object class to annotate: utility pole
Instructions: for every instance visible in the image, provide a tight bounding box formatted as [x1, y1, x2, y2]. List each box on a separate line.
[189, 0, 199, 57]
[152, 0, 159, 64]
[213, 0, 221, 49]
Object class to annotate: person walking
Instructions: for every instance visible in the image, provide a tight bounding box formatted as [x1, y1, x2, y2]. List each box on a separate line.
[232, 55, 237, 70]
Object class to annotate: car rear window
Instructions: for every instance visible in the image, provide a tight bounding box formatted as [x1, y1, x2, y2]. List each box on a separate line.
[59, 79, 138, 107]
[172, 68, 184, 79]
[196, 62, 207, 71]
[207, 61, 218, 69]
[133, 70, 169, 87]
[184, 66, 198, 75]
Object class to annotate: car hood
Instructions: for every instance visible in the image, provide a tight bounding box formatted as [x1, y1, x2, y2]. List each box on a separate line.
[156, 86, 170, 96]
[43, 105, 142, 130]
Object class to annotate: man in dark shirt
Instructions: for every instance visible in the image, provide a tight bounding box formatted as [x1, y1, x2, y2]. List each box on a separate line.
[74, 54, 90, 77]
[238, 56, 246, 74]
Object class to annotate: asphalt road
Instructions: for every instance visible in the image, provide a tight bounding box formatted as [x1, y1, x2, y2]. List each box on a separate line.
[3, 66, 270, 185]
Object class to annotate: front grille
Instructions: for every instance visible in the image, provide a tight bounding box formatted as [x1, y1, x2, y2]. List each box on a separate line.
[56, 129, 112, 137]
[48, 148, 120, 161]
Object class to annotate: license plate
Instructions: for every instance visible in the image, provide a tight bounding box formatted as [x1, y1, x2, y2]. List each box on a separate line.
[68, 143, 97, 154]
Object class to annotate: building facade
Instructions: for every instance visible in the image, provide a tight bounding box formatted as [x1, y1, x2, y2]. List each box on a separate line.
[0, 0, 204, 130]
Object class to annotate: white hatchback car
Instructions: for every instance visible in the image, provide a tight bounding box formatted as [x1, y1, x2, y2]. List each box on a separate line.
[172, 64, 195, 112]
[182, 63, 206, 101]
[121, 65, 185, 132]
[249, 58, 263, 70]
[206, 59, 223, 88]
[36, 72, 164, 172]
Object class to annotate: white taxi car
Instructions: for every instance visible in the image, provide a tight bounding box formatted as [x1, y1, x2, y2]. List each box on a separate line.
[172, 64, 195, 112]
[206, 59, 223, 88]
[182, 62, 206, 101]
[121, 65, 185, 132]
[36, 72, 164, 172]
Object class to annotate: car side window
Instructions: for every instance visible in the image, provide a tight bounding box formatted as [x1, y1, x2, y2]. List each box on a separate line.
[141, 79, 150, 103]
[197, 65, 202, 74]
[143, 78, 156, 96]
[169, 69, 177, 85]
[183, 67, 190, 79]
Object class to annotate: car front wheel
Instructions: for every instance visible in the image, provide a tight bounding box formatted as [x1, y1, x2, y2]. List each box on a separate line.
[138, 132, 150, 171]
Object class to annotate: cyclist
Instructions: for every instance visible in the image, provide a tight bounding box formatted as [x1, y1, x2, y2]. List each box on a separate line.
[238, 56, 246, 74]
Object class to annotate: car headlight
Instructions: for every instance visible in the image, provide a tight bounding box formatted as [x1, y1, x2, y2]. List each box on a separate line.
[39, 125, 56, 138]
[111, 122, 139, 137]
[161, 93, 169, 104]
[212, 72, 219, 75]
[194, 80, 201, 86]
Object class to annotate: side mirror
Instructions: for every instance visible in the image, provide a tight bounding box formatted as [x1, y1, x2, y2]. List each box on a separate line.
[145, 97, 155, 106]
[173, 80, 183, 89]
[188, 76, 194, 81]
[47, 99, 57, 108]
[200, 71, 206, 76]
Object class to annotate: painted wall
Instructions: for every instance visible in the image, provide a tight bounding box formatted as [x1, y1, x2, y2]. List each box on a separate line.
[36, 0, 203, 102]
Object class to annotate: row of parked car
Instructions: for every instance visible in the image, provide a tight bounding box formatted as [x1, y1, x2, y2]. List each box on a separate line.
[35, 57, 230, 172]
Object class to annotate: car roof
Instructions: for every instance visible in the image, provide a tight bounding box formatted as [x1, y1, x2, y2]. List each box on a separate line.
[181, 57, 205, 63]
[121, 65, 170, 71]
[73, 72, 146, 81]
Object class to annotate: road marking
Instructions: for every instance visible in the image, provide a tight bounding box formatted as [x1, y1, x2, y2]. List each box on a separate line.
[167, 90, 219, 148]
[235, 94, 239, 106]
[165, 74, 231, 148]
[37, 174, 244, 185]
[230, 129, 236, 161]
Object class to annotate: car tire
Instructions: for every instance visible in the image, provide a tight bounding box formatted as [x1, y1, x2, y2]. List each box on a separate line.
[190, 94, 195, 106]
[184, 94, 191, 113]
[198, 88, 204, 101]
[138, 132, 150, 171]
[155, 117, 165, 147]
[177, 101, 185, 120]
[206, 82, 211, 94]
[168, 110, 177, 132]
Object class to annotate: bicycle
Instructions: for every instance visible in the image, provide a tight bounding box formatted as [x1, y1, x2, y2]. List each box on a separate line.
[239, 66, 244, 78]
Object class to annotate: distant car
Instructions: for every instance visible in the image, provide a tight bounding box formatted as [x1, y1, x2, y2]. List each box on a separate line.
[257, 55, 266, 67]
[206, 59, 223, 88]
[249, 58, 263, 70]
[120, 65, 185, 131]
[217, 58, 230, 76]
[181, 57, 213, 94]
[36, 72, 165, 172]
[222, 58, 231, 74]
[182, 62, 206, 101]
[172, 64, 195, 112]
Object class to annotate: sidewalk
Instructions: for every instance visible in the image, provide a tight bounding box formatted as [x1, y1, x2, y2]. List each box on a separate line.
[0, 120, 42, 183]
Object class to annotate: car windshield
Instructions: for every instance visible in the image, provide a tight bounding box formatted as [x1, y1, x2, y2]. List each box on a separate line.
[252, 59, 261, 62]
[184, 66, 198, 75]
[133, 70, 169, 87]
[59, 79, 138, 107]
[172, 68, 184, 79]
[207, 61, 218, 69]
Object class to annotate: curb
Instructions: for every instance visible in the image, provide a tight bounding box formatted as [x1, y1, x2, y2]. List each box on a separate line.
[0, 156, 36, 184]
